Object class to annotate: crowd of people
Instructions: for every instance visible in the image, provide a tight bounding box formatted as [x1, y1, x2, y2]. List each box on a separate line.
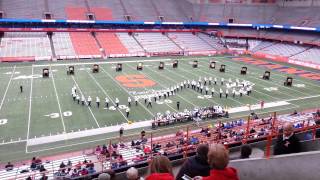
[93, 121, 308, 180]
[2, 110, 319, 180]
[153, 106, 228, 127]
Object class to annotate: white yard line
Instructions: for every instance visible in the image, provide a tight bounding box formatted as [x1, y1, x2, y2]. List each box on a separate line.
[286, 94, 320, 102]
[0, 66, 16, 112]
[50, 66, 66, 133]
[85, 68, 130, 122]
[100, 66, 155, 116]
[26, 66, 34, 153]
[32, 59, 172, 67]
[25, 105, 297, 153]
[0, 139, 27, 146]
[71, 75, 100, 128]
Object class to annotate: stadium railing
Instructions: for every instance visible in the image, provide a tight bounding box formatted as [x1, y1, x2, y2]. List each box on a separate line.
[6, 109, 319, 180]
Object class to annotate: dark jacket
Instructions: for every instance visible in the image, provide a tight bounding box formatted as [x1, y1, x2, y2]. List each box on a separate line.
[274, 133, 301, 155]
[176, 155, 211, 180]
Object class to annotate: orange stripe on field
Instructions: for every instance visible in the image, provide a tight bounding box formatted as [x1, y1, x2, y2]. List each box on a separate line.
[278, 68, 307, 75]
[261, 64, 284, 70]
[115, 74, 156, 88]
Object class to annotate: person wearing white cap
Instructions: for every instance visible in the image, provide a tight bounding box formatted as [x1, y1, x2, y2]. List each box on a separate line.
[87, 96, 92, 107]
[105, 97, 109, 108]
[96, 97, 100, 108]
[126, 107, 130, 117]
[128, 97, 132, 107]
[115, 98, 119, 107]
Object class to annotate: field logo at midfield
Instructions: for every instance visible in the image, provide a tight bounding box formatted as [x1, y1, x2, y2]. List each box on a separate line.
[115, 74, 156, 88]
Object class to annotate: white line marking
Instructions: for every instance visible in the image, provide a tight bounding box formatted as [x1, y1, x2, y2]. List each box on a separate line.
[85, 68, 130, 122]
[0, 66, 16, 112]
[50, 66, 66, 133]
[0, 139, 27, 146]
[286, 94, 320, 102]
[32, 59, 172, 67]
[25, 105, 297, 153]
[26, 66, 33, 153]
[71, 75, 100, 128]
[100, 66, 155, 116]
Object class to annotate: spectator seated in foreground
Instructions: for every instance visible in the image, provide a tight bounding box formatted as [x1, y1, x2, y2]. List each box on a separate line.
[274, 122, 301, 155]
[176, 144, 210, 180]
[194, 144, 239, 180]
[146, 155, 174, 180]
[126, 167, 143, 180]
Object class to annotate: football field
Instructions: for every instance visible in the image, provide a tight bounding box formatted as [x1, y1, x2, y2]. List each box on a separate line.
[0, 55, 319, 162]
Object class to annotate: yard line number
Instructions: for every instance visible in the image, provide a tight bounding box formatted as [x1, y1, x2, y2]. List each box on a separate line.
[45, 111, 72, 119]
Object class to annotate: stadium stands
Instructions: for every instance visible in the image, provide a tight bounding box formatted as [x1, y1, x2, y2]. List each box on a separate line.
[116, 33, 145, 54]
[96, 33, 129, 55]
[65, 7, 102, 57]
[291, 47, 320, 65]
[153, 0, 190, 21]
[251, 41, 277, 52]
[0, 32, 52, 59]
[1, 109, 318, 179]
[1, 0, 45, 19]
[168, 33, 214, 51]
[0, 155, 88, 180]
[120, 0, 158, 21]
[52, 33, 76, 57]
[88, 0, 125, 21]
[256, 43, 307, 57]
[134, 33, 181, 53]
[68, 32, 101, 57]
[198, 33, 225, 50]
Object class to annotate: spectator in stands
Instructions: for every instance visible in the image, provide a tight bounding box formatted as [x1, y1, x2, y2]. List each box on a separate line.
[315, 117, 320, 138]
[274, 122, 301, 155]
[39, 165, 46, 172]
[118, 155, 128, 167]
[240, 144, 252, 159]
[141, 129, 146, 139]
[120, 127, 124, 139]
[59, 161, 66, 169]
[126, 167, 142, 180]
[5, 162, 14, 171]
[80, 168, 89, 176]
[95, 145, 102, 155]
[176, 144, 210, 180]
[75, 161, 82, 170]
[71, 169, 79, 178]
[88, 166, 96, 174]
[67, 160, 72, 167]
[96, 173, 111, 180]
[291, 110, 298, 116]
[146, 155, 174, 180]
[194, 144, 239, 180]
[39, 173, 48, 180]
